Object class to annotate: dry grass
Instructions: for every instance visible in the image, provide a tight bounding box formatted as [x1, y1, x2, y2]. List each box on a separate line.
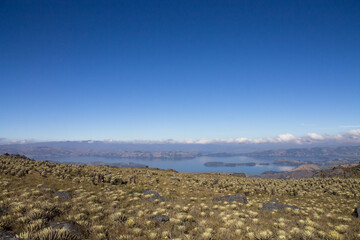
[0, 154, 360, 239]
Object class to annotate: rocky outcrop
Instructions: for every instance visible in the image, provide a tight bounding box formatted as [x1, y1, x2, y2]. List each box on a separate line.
[39, 187, 72, 201]
[353, 204, 360, 218]
[212, 194, 248, 204]
[49, 220, 88, 239]
[262, 199, 300, 211]
[231, 173, 246, 177]
[146, 215, 169, 225]
[142, 190, 165, 202]
[54, 191, 72, 201]
[0, 231, 30, 240]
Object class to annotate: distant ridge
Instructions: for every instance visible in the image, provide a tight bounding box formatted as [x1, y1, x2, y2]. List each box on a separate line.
[0, 140, 359, 161]
[245, 145, 360, 158]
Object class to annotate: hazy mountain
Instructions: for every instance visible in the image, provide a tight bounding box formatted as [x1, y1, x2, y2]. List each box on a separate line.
[245, 145, 360, 158]
[1, 140, 360, 160]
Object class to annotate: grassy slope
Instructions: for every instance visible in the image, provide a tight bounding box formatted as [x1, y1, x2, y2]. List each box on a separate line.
[0, 154, 360, 240]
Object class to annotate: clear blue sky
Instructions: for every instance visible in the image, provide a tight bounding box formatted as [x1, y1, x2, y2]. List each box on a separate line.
[1, 0, 359, 141]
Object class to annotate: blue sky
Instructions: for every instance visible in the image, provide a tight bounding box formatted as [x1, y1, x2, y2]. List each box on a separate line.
[1, 1, 359, 141]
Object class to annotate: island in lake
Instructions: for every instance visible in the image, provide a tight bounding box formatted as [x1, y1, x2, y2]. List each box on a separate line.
[204, 161, 261, 167]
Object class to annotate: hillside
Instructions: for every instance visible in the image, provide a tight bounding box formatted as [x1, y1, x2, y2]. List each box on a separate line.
[0, 154, 360, 240]
[252, 164, 360, 180]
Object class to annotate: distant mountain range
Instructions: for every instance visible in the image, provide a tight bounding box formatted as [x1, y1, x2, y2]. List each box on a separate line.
[244, 145, 360, 158]
[0, 141, 360, 161]
[0, 144, 200, 160]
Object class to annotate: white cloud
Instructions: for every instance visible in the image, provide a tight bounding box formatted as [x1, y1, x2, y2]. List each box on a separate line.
[160, 129, 360, 145]
[275, 133, 296, 142]
[2, 129, 360, 146]
[235, 137, 250, 143]
[347, 129, 360, 135]
[306, 133, 324, 140]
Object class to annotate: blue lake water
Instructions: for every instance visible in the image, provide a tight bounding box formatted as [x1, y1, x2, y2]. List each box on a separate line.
[47, 156, 295, 174]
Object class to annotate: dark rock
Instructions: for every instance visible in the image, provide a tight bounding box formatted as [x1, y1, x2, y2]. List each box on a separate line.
[262, 201, 300, 211]
[111, 177, 127, 185]
[0, 231, 29, 240]
[49, 220, 88, 238]
[142, 190, 165, 202]
[353, 204, 360, 218]
[170, 178, 180, 181]
[146, 215, 169, 225]
[213, 178, 219, 185]
[54, 191, 72, 201]
[212, 194, 248, 204]
[231, 173, 246, 177]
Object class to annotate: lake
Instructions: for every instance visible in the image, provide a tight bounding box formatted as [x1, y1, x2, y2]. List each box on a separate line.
[46, 155, 295, 174]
